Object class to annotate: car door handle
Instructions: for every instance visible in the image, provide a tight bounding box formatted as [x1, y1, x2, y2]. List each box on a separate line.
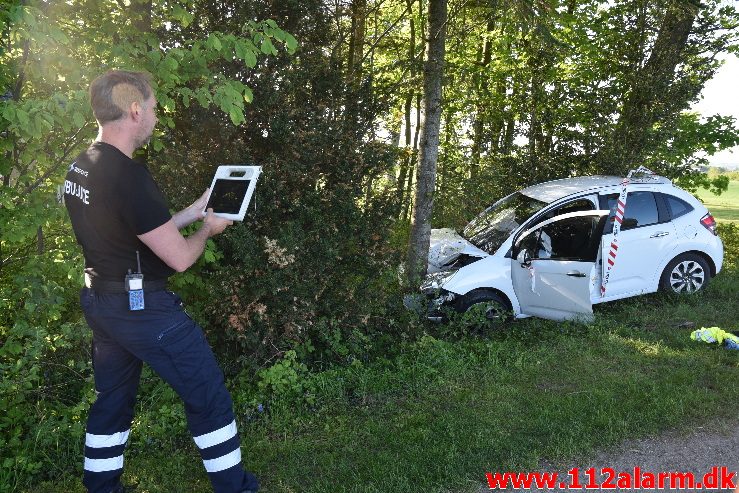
[566, 271, 587, 278]
[650, 231, 670, 238]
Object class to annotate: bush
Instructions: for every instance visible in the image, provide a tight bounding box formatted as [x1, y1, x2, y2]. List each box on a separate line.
[717, 222, 738, 269]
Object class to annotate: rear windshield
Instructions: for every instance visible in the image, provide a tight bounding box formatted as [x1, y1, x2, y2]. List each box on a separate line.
[462, 192, 547, 254]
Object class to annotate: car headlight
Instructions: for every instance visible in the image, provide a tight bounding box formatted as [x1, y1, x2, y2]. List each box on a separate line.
[420, 270, 457, 295]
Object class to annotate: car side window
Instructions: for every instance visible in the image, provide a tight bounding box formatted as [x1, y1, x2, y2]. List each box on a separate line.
[553, 198, 595, 215]
[529, 198, 596, 229]
[602, 191, 659, 232]
[519, 215, 604, 262]
[663, 194, 693, 220]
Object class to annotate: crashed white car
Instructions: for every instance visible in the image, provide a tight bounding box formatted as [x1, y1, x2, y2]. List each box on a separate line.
[419, 175, 724, 324]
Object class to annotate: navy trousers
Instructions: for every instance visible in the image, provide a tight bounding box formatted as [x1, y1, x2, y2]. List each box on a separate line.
[79, 287, 259, 493]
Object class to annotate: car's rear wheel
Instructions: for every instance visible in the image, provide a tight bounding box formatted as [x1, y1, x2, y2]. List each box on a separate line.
[455, 290, 511, 332]
[660, 253, 711, 294]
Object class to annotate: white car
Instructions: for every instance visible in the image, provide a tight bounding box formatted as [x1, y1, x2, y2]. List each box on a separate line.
[420, 175, 723, 324]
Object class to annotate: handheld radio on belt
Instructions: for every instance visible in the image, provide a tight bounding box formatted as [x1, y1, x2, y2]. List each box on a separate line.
[125, 250, 145, 311]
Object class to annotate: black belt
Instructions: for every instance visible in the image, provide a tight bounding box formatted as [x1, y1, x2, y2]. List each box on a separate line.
[86, 277, 168, 293]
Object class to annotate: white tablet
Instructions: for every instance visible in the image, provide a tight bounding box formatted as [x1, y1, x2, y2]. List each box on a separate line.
[202, 165, 262, 221]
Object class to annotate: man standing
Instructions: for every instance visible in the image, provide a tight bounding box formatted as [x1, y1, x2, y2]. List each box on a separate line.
[64, 70, 259, 493]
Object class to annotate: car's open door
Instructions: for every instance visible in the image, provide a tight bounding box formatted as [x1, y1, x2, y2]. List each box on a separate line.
[511, 211, 609, 322]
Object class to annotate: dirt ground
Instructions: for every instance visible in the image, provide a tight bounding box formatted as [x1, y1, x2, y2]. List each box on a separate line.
[474, 419, 739, 492]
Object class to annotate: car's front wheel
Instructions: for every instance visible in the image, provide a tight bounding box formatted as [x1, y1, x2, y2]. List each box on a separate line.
[659, 253, 711, 294]
[455, 290, 511, 332]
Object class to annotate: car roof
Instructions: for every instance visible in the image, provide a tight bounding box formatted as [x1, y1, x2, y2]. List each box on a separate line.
[520, 175, 672, 203]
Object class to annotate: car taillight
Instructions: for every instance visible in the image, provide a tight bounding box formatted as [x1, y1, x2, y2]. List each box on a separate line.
[700, 213, 717, 236]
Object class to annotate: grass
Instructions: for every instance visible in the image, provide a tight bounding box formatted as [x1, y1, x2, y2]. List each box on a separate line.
[26, 272, 739, 493]
[695, 180, 739, 223]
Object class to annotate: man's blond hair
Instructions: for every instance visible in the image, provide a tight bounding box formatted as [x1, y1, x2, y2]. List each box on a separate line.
[89, 70, 153, 125]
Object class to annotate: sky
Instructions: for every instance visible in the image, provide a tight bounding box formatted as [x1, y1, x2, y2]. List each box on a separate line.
[691, 52, 739, 168]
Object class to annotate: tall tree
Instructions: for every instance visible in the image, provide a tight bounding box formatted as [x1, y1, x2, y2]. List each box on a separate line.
[600, 0, 701, 174]
[345, 0, 367, 134]
[406, 0, 446, 285]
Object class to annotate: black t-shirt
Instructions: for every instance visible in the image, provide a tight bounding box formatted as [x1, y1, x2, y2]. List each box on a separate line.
[64, 141, 175, 281]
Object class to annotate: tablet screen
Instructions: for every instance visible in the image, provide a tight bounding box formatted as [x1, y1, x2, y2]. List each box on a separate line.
[206, 178, 252, 214]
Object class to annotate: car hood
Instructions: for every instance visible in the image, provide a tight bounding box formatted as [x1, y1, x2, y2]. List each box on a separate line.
[428, 228, 489, 273]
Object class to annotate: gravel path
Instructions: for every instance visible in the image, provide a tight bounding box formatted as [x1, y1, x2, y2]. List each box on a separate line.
[475, 420, 739, 492]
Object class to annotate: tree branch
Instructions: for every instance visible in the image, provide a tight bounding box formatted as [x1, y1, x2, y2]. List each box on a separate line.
[14, 124, 91, 204]
[358, 2, 413, 67]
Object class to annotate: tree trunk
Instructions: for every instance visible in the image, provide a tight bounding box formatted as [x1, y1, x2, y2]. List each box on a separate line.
[406, 0, 447, 286]
[526, 37, 544, 175]
[401, 92, 423, 220]
[489, 77, 506, 154]
[438, 106, 454, 202]
[396, 94, 413, 212]
[132, 0, 152, 33]
[345, 0, 367, 133]
[470, 17, 496, 175]
[401, 154, 415, 220]
[501, 78, 518, 155]
[396, 1, 417, 215]
[36, 226, 44, 255]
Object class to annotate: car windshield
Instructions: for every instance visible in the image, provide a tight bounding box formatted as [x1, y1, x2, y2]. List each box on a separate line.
[462, 192, 548, 254]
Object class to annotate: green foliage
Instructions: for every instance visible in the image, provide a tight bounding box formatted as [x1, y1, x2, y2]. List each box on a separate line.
[0, 314, 93, 489]
[419, 0, 739, 226]
[4, 0, 739, 490]
[717, 223, 739, 269]
[676, 172, 729, 195]
[140, 0, 415, 369]
[255, 350, 313, 404]
[0, 1, 295, 489]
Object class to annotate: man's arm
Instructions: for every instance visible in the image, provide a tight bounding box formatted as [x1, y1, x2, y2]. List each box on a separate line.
[172, 189, 209, 229]
[138, 209, 231, 272]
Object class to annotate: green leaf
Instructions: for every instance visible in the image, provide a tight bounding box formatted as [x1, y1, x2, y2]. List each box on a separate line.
[164, 56, 179, 71]
[260, 38, 277, 56]
[271, 27, 286, 43]
[3, 341, 23, 356]
[244, 50, 257, 68]
[204, 250, 215, 263]
[50, 26, 69, 44]
[194, 88, 211, 107]
[2, 104, 16, 122]
[243, 86, 253, 104]
[147, 49, 162, 63]
[171, 5, 195, 28]
[207, 34, 222, 52]
[234, 39, 247, 60]
[16, 108, 29, 127]
[285, 33, 298, 52]
[72, 111, 85, 129]
[228, 106, 245, 126]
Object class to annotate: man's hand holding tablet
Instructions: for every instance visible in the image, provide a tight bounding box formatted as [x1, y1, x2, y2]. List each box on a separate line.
[202, 165, 262, 221]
